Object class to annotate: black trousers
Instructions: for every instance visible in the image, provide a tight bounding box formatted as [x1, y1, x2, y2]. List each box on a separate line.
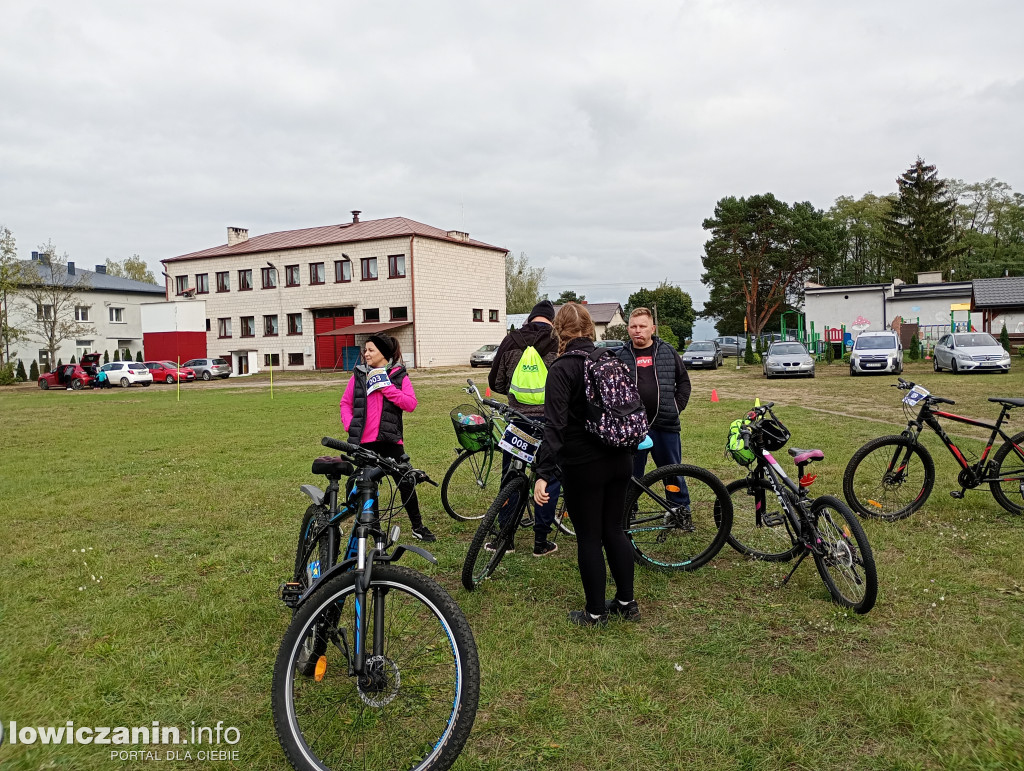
[360, 441, 423, 529]
[561, 453, 634, 616]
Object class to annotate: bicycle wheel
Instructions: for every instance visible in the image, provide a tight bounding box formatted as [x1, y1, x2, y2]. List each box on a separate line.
[623, 464, 733, 571]
[989, 430, 1024, 515]
[843, 435, 935, 521]
[293, 504, 333, 677]
[810, 495, 878, 614]
[461, 476, 528, 590]
[553, 488, 574, 537]
[724, 478, 800, 561]
[440, 448, 496, 521]
[272, 565, 480, 771]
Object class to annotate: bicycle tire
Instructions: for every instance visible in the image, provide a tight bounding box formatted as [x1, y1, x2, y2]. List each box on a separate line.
[810, 495, 878, 614]
[843, 435, 935, 520]
[461, 476, 528, 590]
[989, 430, 1024, 515]
[293, 504, 333, 677]
[553, 489, 574, 537]
[623, 464, 733, 571]
[440, 448, 495, 521]
[724, 477, 801, 562]
[272, 565, 480, 771]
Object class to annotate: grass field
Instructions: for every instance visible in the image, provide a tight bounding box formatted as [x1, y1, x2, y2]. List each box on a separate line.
[1, 360, 1022, 770]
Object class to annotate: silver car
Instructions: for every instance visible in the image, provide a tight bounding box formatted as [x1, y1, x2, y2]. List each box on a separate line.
[933, 332, 1011, 374]
[850, 331, 903, 376]
[183, 357, 233, 380]
[469, 345, 499, 368]
[763, 342, 815, 379]
[682, 341, 723, 369]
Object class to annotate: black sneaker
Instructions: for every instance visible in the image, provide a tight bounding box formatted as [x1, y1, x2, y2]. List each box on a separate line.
[484, 541, 514, 554]
[567, 609, 608, 627]
[411, 526, 436, 543]
[533, 540, 558, 557]
[605, 598, 641, 622]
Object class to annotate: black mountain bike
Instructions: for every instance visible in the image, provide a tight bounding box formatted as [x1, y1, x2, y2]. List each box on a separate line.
[273, 438, 480, 771]
[843, 378, 1024, 519]
[725, 403, 877, 614]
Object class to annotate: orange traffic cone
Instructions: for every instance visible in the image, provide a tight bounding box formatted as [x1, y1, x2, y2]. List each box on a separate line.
[485, 387, 491, 397]
[711, 389, 719, 403]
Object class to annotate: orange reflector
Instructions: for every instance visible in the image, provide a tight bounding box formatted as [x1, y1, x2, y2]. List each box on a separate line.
[867, 500, 882, 509]
[843, 526, 852, 538]
[314, 656, 327, 682]
[665, 485, 681, 493]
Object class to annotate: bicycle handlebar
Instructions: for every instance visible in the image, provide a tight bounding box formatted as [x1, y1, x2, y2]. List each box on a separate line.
[891, 378, 955, 405]
[320, 437, 438, 486]
[482, 398, 542, 428]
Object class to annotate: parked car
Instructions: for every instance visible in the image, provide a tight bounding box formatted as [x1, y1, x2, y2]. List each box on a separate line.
[37, 353, 102, 390]
[182, 358, 232, 380]
[594, 340, 626, 350]
[714, 336, 745, 357]
[100, 361, 154, 388]
[682, 341, 723, 369]
[933, 332, 1011, 374]
[763, 342, 815, 379]
[469, 344, 499, 368]
[850, 331, 903, 376]
[144, 361, 197, 384]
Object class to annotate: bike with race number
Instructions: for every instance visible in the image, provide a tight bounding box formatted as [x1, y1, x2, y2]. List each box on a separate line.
[724, 402, 877, 614]
[843, 378, 1024, 520]
[273, 438, 479, 771]
[441, 379, 507, 522]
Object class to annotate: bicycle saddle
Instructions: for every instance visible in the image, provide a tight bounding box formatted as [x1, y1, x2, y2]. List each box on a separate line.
[787, 447, 824, 464]
[988, 397, 1024, 408]
[311, 456, 355, 478]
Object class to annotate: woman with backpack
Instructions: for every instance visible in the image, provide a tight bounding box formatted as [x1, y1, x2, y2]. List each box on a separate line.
[339, 333, 436, 542]
[533, 302, 640, 626]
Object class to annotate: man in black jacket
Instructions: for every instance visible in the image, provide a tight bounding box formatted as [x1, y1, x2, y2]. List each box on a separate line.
[616, 307, 693, 518]
[488, 299, 561, 556]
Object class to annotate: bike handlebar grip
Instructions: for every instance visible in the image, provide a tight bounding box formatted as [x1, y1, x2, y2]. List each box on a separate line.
[482, 398, 504, 409]
[322, 436, 358, 454]
[934, 397, 956, 405]
[467, 378, 475, 387]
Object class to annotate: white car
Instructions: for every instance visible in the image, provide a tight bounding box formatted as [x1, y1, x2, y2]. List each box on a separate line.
[933, 332, 1011, 374]
[100, 361, 154, 387]
[850, 331, 903, 376]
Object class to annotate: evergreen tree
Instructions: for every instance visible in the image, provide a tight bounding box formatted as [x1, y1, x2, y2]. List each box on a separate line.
[16, 359, 26, 381]
[744, 334, 755, 365]
[103, 350, 110, 363]
[909, 334, 921, 361]
[70, 354, 76, 364]
[136, 350, 143, 362]
[30, 360, 39, 380]
[113, 351, 120, 362]
[56, 358, 63, 368]
[1000, 325, 1012, 353]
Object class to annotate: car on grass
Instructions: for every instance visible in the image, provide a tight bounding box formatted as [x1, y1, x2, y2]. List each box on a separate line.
[38, 353, 102, 390]
[933, 332, 1011, 374]
[100, 361, 153, 388]
[714, 336, 746, 357]
[682, 341, 723, 369]
[144, 361, 197, 384]
[469, 345, 499, 368]
[850, 331, 903, 376]
[763, 341, 815, 379]
[182, 358, 232, 380]
[594, 340, 626, 350]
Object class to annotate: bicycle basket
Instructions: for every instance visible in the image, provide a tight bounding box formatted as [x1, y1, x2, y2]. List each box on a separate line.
[450, 404, 493, 452]
[756, 417, 791, 451]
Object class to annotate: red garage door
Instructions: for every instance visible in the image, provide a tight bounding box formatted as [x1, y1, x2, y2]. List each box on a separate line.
[314, 310, 355, 370]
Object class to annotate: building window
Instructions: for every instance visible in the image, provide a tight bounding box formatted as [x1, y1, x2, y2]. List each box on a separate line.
[264, 315, 279, 336]
[360, 257, 377, 281]
[388, 254, 406, 278]
[287, 313, 303, 335]
[238, 269, 253, 291]
[335, 260, 351, 283]
[38, 350, 50, 370]
[110, 307, 125, 323]
[196, 274, 209, 294]
[264, 353, 281, 367]
[284, 265, 300, 287]
[240, 316, 255, 337]
[309, 263, 325, 285]
[288, 352, 304, 366]
[216, 271, 230, 292]
[36, 304, 53, 320]
[261, 267, 277, 289]
[205, 318, 211, 332]
[75, 340, 94, 360]
[74, 306, 90, 322]
[363, 308, 380, 323]
[390, 306, 408, 321]
[175, 275, 189, 295]
[218, 318, 232, 338]
[489, 309, 499, 322]
[472, 308, 483, 322]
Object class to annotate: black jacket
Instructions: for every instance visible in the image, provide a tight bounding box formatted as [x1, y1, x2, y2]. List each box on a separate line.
[534, 337, 631, 483]
[616, 337, 691, 432]
[488, 321, 558, 417]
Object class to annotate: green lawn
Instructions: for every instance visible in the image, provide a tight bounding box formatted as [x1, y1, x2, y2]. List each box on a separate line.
[1, 361, 1022, 770]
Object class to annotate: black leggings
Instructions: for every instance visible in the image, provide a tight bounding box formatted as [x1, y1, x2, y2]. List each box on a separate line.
[561, 453, 634, 616]
[360, 441, 423, 529]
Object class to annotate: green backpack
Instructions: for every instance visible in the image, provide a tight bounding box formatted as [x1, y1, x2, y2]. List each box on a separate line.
[509, 343, 548, 405]
[726, 416, 756, 466]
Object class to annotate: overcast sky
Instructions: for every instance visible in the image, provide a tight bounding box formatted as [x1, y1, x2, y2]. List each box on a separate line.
[2, 1, 1022, 338]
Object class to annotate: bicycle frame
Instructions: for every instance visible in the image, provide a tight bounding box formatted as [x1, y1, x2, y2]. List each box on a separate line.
[749, 449, 811, 538]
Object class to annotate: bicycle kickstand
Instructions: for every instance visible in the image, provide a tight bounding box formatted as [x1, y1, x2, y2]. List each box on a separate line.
[781, 549, 810, 586]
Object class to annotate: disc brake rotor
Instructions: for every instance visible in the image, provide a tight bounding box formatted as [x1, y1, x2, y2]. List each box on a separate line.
[358, 655, 401, 707]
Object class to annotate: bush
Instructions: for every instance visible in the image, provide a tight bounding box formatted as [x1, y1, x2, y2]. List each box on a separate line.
[16, 359, 27, 381]
[744, 334, 755, 365]
[0, 362, 15, 386]
[1000, 325, 1011, 353]
[658, 326, 680, 349]
[136, 351, 143, 362]
[603, 323, 629, 342]
[30, 360, 39, 380]
[842, 350, 851, 363]
[103, 350, 110, 363]
[908, 334, 921, 362]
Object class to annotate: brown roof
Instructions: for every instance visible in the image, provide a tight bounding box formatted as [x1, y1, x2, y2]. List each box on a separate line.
[553, 302, 623, 325]
[317, 321, 412, 336]
[164, 217, 507, 263]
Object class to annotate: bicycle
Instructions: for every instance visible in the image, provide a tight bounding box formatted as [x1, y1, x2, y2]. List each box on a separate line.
[462, 399, 734, 590]
[724, 402, 877, 614]
[843, 377, 1024, 519]
[273, 438, 480, 771]
[440, 379, 507, 521]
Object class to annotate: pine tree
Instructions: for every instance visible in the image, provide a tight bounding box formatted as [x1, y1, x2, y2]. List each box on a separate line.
[70, 354, 76, 364]
[103, 350, 110, 363]
[909, 334, 921, 361]
[113, 351, 120, 362]
[744, 334, 755, 365]
[30, 360, 39, 380]
[1000, 325, 1011, 353]
[56, 358, 63, 369]
[16, 359, 26, 381]
[136, 350, 143, 362]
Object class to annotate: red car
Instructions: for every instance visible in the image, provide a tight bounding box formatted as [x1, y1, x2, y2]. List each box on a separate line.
[143, 361, 197, 384]
[38, 353, 101, 390]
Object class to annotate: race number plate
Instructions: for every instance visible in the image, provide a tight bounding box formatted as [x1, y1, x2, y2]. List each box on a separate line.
[902, 384, 930, 407]
[497, 423, 542, 464]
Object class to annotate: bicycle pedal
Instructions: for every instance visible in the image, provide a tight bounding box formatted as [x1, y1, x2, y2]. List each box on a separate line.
[279, 581, 303, 608]
[949, 490, 965, 499]
[760, 511, 786, 528]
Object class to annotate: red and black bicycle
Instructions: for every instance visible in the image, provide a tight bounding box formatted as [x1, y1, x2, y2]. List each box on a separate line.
[843, 378, 1024, 520]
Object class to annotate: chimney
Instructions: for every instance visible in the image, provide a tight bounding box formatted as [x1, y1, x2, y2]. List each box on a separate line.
[227, 226, 249, 246]
[446, 230, 470, 241]
[351, 211, 361, 224]
[67, 261, 75, 275]
[31, 251, 38, 261]
[95, 264, 107, 274]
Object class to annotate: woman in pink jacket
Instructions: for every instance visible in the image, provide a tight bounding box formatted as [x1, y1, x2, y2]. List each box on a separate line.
[339, 334, 435, 542]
